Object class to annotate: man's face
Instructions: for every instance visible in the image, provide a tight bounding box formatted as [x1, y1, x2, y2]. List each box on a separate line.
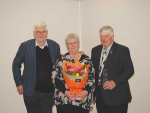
[100, 30, 114, 48]
[33, 26, 48, 43]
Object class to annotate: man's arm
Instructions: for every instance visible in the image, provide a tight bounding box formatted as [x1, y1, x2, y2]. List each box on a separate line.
[103, 47, 134, 90]
[114, 47, 134, 86]
[12, 43, 26, 94]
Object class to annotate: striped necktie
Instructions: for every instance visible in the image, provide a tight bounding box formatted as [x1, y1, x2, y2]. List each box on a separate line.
[98, 48, 107, 85]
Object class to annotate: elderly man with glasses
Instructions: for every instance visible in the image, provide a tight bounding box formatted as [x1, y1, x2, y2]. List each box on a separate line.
[12, 21, 61, 113]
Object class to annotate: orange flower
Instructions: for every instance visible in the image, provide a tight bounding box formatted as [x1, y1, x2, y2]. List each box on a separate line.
[86, 65, 89, 73]
[73, 68, 78, 73]
[66, 62, 75, 67]
[64, 65, 67, 72]
[75, 61, 83, 68]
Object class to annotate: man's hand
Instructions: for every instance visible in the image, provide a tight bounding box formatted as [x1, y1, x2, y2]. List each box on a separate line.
[17, 85, 23, 95]
[65, 91, 75, 100]
[80, 51, 85, 55]
[103, 80, 116, 90]
[76, 90, 88, 100]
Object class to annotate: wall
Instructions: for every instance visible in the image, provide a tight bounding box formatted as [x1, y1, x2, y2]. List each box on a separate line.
[0, 0, 79, 113]
[0, 0, 150, 113]
[81, 0, 150, 113]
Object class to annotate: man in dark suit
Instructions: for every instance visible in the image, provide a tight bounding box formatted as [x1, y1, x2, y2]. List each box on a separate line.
[91, 26, 134, 113]
[12, 21, 61, 113]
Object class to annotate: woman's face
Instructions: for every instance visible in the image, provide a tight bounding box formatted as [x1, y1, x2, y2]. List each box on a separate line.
[67, 38, 79, 53]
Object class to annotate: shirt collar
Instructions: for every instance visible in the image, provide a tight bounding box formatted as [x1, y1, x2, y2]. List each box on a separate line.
[102, 41, 114, 52]
[35, 40, 48, 49]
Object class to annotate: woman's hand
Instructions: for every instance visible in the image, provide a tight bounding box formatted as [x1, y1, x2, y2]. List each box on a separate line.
[65, 91, 76, 100]
[76, 90, 88, 101]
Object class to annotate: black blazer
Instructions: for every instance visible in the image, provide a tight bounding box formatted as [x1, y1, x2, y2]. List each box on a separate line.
[12, 39, 61, 96]
[91, 42, 134, 105]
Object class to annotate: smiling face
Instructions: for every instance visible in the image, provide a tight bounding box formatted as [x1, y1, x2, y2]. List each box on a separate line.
[100, 30, 114, 48]
[67, 38, 79, 54]
[33, 26, 48, 44]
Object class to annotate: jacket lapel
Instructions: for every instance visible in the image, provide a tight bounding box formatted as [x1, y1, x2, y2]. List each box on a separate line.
[47, 39, 55, 66]
[104, 42, 117, 69]
[31, 39, 36, 61]
[30, 39, 36, 77]
[93, 45, 103, 86]
[97, 45, 103, 68]
[93, 45, 103, 77]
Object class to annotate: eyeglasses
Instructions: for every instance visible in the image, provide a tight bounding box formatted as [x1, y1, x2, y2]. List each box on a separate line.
[68, 42, 78, 46]
[35, 31, 47, 35]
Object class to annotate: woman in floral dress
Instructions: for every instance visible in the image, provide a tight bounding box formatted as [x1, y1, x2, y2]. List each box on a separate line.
[52, 33, 95, 113]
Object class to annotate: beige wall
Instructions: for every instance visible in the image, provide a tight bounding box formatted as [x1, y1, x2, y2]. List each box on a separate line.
[81, 0, 150, 113]
[0, 0, 150, 113]
[0, 0, 79, 113]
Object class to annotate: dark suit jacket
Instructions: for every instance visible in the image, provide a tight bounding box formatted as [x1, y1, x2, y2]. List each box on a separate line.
[91, 42, 134, 105]
[12, 39, 61, 96]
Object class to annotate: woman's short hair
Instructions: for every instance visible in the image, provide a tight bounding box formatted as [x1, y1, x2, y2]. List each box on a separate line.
[33, 21, 48, 31]
[99, 25, 114, 36]
[65, 33, 80, 46]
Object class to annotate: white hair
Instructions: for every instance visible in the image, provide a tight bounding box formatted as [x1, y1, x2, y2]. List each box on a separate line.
[99, 25, 114, 36]
[33, 21, 48, 31]
[65, 33, 80, 46]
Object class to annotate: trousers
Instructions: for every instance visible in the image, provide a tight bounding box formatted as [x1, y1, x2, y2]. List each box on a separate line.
[23, 91, 54, 113]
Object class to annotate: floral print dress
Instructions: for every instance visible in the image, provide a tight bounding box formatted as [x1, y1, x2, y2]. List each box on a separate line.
[51, 52, 95, 110]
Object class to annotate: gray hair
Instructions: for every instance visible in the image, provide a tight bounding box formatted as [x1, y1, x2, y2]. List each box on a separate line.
[33, 21, 48, 31]
[65, 33, 80, 46]
[99, 25, 114, 36]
